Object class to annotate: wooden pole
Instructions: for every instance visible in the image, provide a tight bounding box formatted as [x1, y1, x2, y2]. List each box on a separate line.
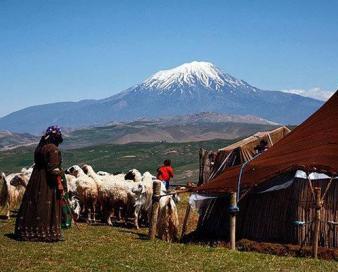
[148, 180, 162, 240]
[312, 187, 322, 258]
[229, 192, 237, 250]
[181, 199, 191, 241]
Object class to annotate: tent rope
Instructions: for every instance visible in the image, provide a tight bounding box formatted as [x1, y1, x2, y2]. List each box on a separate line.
[307, 174, 316, 202]
[238, 187, 252, 202]
[237, 153, 261, 203]
[321, 176, 335, 203]
[267, 133, 274, 146]
[208, 151, 234, 182]
[201, 198, 217, 225]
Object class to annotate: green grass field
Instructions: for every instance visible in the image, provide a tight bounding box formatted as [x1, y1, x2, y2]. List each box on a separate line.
[0, 196, 336, 272]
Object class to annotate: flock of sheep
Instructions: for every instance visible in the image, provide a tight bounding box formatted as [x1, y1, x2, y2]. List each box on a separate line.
[0, 164, 180, 242]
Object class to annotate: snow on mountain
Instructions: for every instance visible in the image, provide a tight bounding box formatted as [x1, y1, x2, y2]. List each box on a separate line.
[142, 61, 253, 93]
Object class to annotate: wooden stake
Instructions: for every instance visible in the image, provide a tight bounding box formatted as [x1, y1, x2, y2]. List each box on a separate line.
[230, 192, 237, 250]
[181, 199, 191, 241]
[148, 180, 162, 240]
[312, 187, 322, 258]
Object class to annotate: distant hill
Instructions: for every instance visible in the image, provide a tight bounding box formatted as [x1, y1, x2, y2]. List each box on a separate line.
[0, 112, 279, 150]
[132, 112, 279, 126]
[0, 131, 38, 151]
[62, 113, 278, 149]
[0, 61, 322, 134]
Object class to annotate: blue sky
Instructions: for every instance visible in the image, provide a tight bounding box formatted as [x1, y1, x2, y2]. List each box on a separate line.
[1, 0, 337, 117]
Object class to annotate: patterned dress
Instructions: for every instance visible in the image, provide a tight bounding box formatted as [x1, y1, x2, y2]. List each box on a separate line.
[15, 143, 62, 242]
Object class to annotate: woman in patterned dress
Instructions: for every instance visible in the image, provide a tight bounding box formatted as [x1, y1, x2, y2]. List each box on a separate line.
[15, 126, 65, 242]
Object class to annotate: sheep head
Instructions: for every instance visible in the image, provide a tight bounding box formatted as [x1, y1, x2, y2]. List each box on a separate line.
[66, 165, 83, 177]
[125, 169, 142, 182]
[10, 174, 28, 188]
[81, 164, 95, 175]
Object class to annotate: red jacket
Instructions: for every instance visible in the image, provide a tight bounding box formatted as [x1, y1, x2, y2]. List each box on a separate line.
[157, 165, 174, 181]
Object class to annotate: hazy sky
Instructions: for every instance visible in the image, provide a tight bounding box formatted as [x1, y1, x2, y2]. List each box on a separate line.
[1, 0, 337, 117]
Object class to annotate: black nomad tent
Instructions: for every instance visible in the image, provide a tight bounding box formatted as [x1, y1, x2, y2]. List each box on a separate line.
[189, 91, 338, 248]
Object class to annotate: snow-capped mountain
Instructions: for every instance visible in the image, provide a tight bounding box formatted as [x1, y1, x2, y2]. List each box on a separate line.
[142, 61, 252, 92]
[0, 61, 323, 134]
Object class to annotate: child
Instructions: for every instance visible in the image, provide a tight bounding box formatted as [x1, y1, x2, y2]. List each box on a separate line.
[157, 159, 174, 190]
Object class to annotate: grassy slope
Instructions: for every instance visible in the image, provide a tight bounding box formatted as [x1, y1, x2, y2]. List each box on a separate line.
[62, 122, 276, 148]
[0, 139, 234, 185]
[0, 196, 336, 272]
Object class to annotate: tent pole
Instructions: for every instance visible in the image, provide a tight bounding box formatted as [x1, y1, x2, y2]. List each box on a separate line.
[230, 192, 237, 250]
[312, 187, 322, 258]
[321, 176, 334, 202]
[148, 180, 161, 240]
[181, 196, 191, 241]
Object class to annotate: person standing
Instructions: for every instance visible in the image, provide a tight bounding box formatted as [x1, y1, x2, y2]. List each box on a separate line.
[15, 126, 65, 242]
[157, 159, 174, 190]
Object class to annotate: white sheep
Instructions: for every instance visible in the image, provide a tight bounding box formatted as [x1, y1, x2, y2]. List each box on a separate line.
[156, 181, 180, 242]
[132, 172, 155, 229]
[65, 164, 173, 231]
[81, 164, 115, 212]
[0, 171, 30, 219]
[0, 172, 11, 218]
[81, 164, 136, 225]
[66, 165, 99, 223]
[108, 171, 163, 229]
[157, 195, 180, 242]
[83, 165, 152, 227]
[100, 179, 136, 226]
[65, 174, 77, 196]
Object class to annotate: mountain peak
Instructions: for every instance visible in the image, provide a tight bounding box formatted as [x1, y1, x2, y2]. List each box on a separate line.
[0, 60, 323, 134]
[143, 61, 247, 91]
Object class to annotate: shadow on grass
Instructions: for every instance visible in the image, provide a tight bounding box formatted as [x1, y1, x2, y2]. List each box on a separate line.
[117, 228, 149, 240]
[4, 233, 18, 241]
[4, 233, 67, 243]
[0, 210, 18, 220]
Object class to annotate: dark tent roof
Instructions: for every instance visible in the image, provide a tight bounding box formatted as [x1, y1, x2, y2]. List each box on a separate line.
[194, 90, 338, 194]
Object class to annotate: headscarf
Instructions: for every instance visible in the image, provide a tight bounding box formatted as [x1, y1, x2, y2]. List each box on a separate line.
[45, 125, 62, 137]
[38, 125, 63, 147]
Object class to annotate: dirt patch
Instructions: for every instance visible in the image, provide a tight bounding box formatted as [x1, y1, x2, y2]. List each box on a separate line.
[182, 233, 338, 261]
[237, 239, 337, 261]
